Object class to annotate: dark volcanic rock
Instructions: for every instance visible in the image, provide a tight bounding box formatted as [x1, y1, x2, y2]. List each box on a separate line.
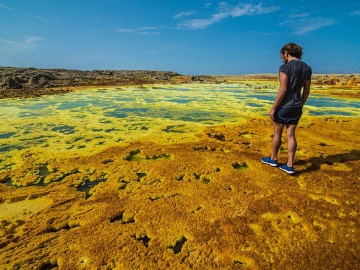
[0, 77, 24, 89]
[27, 73, 56, 87]
[0, 67, 181, 98]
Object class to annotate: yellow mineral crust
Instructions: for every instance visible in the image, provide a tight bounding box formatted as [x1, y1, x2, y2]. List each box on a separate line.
[0, 114, 359, 269]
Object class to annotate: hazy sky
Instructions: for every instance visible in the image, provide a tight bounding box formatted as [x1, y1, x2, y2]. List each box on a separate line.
[0, 0, 359, 74]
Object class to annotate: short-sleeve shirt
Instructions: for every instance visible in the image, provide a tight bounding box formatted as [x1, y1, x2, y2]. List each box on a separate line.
[279, 60, 312, 108]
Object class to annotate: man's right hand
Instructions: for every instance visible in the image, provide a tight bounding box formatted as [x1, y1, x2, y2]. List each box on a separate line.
[269, 107, 276, 121]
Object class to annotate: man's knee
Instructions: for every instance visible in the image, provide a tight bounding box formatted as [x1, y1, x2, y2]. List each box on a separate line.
[286, 124, 297, 133]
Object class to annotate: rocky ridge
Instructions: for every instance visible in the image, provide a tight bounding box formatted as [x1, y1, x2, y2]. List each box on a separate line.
[0, 67, 182, 98]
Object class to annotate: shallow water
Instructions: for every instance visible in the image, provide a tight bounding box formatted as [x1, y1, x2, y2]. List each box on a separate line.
[0, 83, 359, 170]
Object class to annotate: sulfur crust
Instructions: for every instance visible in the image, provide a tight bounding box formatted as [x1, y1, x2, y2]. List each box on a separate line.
[0, 83, 359, 269]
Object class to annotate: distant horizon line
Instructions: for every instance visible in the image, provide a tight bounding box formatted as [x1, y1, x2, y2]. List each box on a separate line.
[0, 66, 359, 76]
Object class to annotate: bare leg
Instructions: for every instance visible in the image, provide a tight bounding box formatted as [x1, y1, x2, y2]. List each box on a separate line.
[286, 124, 297, 167]
[271, 122, 285, 160]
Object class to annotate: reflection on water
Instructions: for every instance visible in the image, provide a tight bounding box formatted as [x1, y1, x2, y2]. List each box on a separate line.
[245, 94, 276, 102]
[306, 96, 360, 109]
[0, 83, 359, 170]
[310, 110, 353, 116]
[247, 103, 263, 108]
[162, 125, 186, 133]
[168, 99, 192, 104]
[51, 125, 77, 134]
[0, 132, 16, 139]
[0, 145, 25, 153]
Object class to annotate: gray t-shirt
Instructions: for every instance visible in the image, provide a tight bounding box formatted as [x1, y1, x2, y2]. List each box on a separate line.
[279, 60, 312, 107]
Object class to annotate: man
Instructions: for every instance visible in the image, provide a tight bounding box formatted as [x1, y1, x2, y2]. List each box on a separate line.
[261, 42, 312, 174]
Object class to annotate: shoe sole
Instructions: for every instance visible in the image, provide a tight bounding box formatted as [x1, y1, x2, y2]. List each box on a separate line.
[279, 167, 295, 174]
[261, 160, 278, 167]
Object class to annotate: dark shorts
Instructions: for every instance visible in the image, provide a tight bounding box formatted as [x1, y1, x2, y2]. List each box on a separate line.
[274, 106, 302, 125]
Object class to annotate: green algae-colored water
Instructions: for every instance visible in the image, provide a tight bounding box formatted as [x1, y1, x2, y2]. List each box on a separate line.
[1, 84, 359, 171]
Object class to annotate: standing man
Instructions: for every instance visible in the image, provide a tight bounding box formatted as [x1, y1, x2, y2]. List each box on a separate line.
[261, 42, 312, 174]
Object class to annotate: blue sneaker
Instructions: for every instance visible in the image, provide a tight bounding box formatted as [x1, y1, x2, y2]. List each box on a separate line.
[261, 157, 278, 167]
[279, 164, 295, 174]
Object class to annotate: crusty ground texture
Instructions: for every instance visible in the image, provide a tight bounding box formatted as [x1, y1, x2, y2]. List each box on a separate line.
[0, 114, 359, 270]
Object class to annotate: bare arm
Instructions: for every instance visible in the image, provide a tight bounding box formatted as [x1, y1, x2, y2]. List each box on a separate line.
[301, 80, 311, 106]
[269, 71, 288, 121]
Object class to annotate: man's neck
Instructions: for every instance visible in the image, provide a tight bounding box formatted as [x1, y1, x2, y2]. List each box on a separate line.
[287, 56, 299, 62]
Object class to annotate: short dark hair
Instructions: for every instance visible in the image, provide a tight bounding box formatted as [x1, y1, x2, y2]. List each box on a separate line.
[281, 42, 303, 59]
